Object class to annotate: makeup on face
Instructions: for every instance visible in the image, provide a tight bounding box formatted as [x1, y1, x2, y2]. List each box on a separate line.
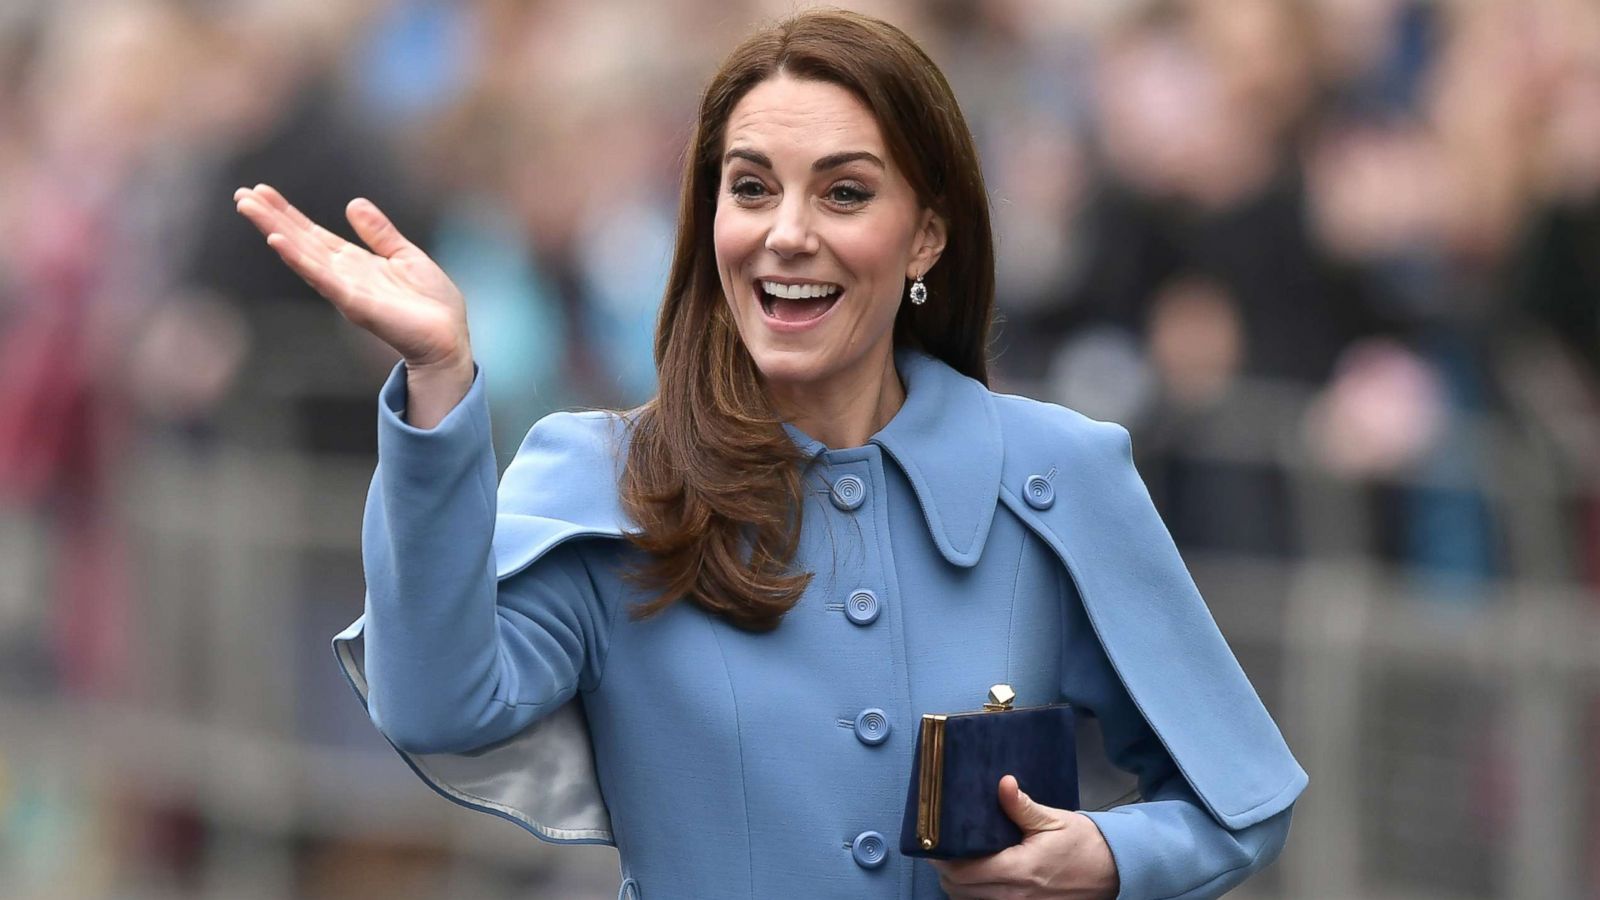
[713, 74, 933, 393]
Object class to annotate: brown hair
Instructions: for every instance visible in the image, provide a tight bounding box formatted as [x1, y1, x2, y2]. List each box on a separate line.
[619, 8, 995, 632]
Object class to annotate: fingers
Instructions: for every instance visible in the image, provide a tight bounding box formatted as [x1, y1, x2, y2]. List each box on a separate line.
[931, 852, 1032, 898]
[234, 185, 374, 311]
[263, 231, 349, 309]
[252, 183, 349, 254]
[930, 814, 1091, 896]
[933, 852, 1014, 880]
[234, 187, 334, 270]
[999, 774, 1066, 833]
[236, 186, 426, 339]
[233, 189, 338, 294]
[346, 197, 413, 259]
[931, 866, 1008, 899]
[928, 828, 1037, 886]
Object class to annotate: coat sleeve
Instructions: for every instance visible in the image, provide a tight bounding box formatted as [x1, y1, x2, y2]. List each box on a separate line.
[358, 361, 620, 756]
[1059, 564, 1294, 900]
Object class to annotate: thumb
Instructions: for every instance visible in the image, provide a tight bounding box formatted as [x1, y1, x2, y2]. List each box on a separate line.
[998, 775, 1063, 833]
[346, 198, 413, 259]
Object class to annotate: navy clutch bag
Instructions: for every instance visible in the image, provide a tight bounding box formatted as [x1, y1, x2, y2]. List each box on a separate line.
[899, 684, 1079, 860]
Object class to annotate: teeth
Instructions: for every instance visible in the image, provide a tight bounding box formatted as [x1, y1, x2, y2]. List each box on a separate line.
[760, 280, 840, 300]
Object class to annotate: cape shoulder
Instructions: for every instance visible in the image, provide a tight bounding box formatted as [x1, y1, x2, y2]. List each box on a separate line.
[333, 409, 632, 846]
[492, 409, 637, 580]
[989, 390, 1308, 830]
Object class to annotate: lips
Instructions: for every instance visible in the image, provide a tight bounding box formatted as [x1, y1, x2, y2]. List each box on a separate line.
[756, 279, 843, 324]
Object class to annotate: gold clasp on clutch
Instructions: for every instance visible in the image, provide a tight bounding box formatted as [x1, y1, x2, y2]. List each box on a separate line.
[917, 684, 1020, 851]
[916, 714, 947, 850]
[982, 683, 1015, 711]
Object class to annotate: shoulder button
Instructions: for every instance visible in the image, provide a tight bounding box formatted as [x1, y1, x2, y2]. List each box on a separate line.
[1023, 474, 1055, 510]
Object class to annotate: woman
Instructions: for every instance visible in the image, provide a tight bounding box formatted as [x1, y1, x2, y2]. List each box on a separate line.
[234, 10, 1304, 899]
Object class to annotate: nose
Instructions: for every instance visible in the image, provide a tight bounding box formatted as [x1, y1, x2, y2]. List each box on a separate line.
[764, 195, 818, 259]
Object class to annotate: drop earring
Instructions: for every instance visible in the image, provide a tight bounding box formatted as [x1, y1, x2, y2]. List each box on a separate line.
[909, 274, 927, 306]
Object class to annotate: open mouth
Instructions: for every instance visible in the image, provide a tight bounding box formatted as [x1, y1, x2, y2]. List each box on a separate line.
[757, 279, 843, 324]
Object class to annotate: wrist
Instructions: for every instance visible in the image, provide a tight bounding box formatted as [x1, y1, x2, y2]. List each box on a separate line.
[405, 342, 473, 377]
[1073, 812, 1121, 899]
[402, 352, 475, 430]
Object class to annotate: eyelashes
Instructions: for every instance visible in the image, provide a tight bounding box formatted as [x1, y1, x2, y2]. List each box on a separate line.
[726, 176, 876, 209]
[729, 177, 767, 201]
[828, 184, 874, 205]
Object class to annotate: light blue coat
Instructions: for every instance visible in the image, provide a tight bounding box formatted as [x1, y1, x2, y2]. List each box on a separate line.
[333, 348, 1307, 899]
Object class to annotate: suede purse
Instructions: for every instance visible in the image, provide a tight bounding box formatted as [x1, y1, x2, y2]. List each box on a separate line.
[899, 685, 1079, 860]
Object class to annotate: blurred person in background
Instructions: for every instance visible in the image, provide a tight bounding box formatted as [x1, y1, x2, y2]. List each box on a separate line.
[180, 0, 435, 457]
[235, 8, 1303, 899]
[1012, 0, 1401, 561]
[995, 0, 1562, 587]
[0, 0, 257, 700]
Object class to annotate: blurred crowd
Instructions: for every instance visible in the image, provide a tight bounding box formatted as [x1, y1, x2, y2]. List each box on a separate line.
[0, 0, 1597, 894]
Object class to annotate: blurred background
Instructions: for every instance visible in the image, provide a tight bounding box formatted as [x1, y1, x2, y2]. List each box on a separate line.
[0, 0, 1597, 896]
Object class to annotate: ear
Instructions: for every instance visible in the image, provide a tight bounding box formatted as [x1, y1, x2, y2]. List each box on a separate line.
[907, 207, 947, 279]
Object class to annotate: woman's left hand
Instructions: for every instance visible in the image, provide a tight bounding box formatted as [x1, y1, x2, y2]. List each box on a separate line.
[929, 775, 1119, 900]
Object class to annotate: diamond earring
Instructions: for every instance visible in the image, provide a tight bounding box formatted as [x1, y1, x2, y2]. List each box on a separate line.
[909, 275, 927, 306]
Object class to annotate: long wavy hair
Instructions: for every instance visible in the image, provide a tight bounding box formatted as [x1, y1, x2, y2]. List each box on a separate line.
[619, 8, 995, 632]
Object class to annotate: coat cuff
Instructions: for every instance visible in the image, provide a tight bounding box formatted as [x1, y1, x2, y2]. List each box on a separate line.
[1082, 805, 1179, 900]
[376, 359, 488, 476]
[1079, 798, 1292, 900]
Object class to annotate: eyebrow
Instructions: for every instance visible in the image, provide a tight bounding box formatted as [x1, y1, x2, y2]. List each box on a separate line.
[723, 148, 886, 172]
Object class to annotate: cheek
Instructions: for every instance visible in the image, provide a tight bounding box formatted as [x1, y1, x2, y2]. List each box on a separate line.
[711, 214, 742, 314]
[834, 211, 914, 275]
[831, 222, 912, 308]
[712, 205, 759, 275]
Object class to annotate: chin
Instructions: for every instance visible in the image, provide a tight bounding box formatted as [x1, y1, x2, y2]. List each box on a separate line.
[746, 344, 837, 387]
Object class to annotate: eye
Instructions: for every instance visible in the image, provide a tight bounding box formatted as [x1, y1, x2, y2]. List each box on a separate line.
[729, 176, 769, 202]
[827, 182, 874, 207]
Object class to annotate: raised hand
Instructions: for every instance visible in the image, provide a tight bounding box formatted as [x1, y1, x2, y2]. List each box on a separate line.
[232, 184, 469, 370]
[234, 184, 473, 426]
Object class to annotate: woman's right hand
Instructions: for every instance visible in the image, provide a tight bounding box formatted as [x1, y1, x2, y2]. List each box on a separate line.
[233, 184, 470, 371]
[235, 184, 475, 426]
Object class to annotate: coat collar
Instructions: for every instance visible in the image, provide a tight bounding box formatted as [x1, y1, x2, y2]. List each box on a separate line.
[783, 348, 1003, 568]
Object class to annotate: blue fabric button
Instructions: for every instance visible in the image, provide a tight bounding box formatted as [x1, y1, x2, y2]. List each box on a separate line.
[830, 474, 866, 511]
[845, 589, 880, 626]
[1023, 474, 1055, 510]
[852, 830, 888, 868]
[854, 708, 890, 745]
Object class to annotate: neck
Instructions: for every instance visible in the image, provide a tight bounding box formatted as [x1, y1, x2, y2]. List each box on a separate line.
[767, 349, 905, 450]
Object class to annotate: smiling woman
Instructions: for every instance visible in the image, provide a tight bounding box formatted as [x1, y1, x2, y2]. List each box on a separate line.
[716, 76, 942, 412]
[622, 15, 993, 634]
[234, 8, 1304, 900]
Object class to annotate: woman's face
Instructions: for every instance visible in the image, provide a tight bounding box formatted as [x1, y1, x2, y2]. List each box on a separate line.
[714, 74, 945, 393]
